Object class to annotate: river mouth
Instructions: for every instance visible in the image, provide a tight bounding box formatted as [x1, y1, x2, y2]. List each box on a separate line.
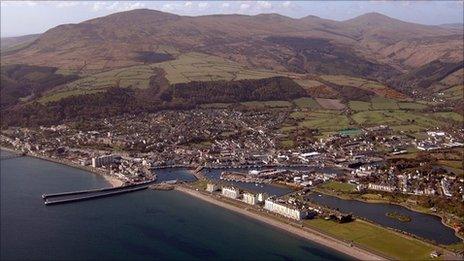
[306, 193, 461, 245]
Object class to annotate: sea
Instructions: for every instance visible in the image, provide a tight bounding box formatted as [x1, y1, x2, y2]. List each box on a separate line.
[0, 151, 348, 260]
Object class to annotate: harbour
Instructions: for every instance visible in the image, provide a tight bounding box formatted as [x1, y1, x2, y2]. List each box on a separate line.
[0, 150, 348, 260]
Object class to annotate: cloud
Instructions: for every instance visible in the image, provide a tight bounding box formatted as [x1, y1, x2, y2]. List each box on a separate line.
[240, 3, 250, 11]
[221, 2, 230, 9]
[198, 2, 208, 9]
[54, 1, 80, 8]
[257, 1, 272, 10]
[92, 2, 106, 11]
[184, 1, 193, 8]
[161, 3, 175, 12]
[281, 1, 291, 8]
[1, 1, 37, 7]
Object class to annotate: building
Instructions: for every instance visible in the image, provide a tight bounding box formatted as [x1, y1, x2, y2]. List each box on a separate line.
[257, 193, 268, 203]
[264, 199, 306, 220]
[206, 183, 219, 193]
[242, 192, 258, 205]
[368, 183, 396, 192]
[91, 155, 115, 168]
[221, 187, 240, 199]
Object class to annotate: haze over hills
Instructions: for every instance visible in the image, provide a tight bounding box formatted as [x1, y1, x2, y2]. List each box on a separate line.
[0, 9, 463, 125]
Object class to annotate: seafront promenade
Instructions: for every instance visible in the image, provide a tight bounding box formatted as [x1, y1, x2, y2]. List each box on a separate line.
[175, 185, 386, 261]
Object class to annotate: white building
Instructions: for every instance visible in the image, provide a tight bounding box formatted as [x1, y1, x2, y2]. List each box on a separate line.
[242, 192, 258, 205]
[221, 187, 240, 199]
[264, 199, 306, 220]
[206, 183, 219, 193]
[257, 193, 268, 203]
[92, 155, 115, 168]
[368, 183, 396, 192]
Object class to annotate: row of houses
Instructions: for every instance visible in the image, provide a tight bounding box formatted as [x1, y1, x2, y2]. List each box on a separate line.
[206, 183, 308, 220]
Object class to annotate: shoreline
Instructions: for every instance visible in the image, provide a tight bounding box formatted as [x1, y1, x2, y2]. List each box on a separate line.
[175, 185, 386, 261]
[1, 146, 123, 188]
[314, 188, 464, 241]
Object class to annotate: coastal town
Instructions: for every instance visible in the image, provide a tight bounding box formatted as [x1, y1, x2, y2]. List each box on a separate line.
[1, 108, 463, 259]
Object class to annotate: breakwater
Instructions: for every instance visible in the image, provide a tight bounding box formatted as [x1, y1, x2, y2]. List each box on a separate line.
[43, 179, 155, 205]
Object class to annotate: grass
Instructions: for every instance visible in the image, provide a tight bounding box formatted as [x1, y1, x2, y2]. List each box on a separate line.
[440, 85, 463, 101]
[280, 139, 295, 149]
[352, 110, 441, 131]
[438, 160, 463, 170]
[320, 181, 356, 193]
[39, 89, 106, 103]
[371, 97, 400, 110]
[398, 102, 428, 110]
[304, 219, 436, 260]
[348, 101, 371, 111]
[199, 103, 232, 109]
[241, 100, 293, 109]
[298, 113, 351, 131]
[320, 75, 384, 89]
[153, 52, 282, 84]
[431, 112, 463, 123]
[39, 52, 286, 102]
[315, 98, 346, 110]
[293, 97, 321, 110]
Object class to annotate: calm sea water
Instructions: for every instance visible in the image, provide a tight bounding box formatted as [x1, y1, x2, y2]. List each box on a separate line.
[0, 151, 348, 260]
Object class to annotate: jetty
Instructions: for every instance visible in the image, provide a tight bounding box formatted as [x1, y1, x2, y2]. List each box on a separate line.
[43, 179, 155, 205]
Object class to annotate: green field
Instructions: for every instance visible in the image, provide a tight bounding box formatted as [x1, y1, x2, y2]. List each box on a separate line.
[241, 100, 293, 109]
[348, 101, 371, 111]
[304, 219, 436, 260]
[320, 75, 384, 89]
[153, 52, 283, 84]
[439, 85, 464, 101]
[293, 97, 321, 109]
[352, 110, 441, 131]
[398, 102, 428, 110]
[39, 52, 287, 103]
[370, 97, 400, 110]
[431, 112, 463, 122]
[297, 112, 351, 131]
[320, 181, 356, 193]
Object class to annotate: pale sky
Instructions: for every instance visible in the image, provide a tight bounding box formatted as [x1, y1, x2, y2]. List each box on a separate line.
[1, 1, 463, 37]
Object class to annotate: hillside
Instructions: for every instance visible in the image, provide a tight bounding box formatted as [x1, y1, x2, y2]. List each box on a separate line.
[0, 9, 463, 126]
[2, 10, 461, 73]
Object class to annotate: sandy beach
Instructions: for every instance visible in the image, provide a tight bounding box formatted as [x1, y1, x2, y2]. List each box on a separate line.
[102, 174, 124, 187]
[175, 186, 386, 261]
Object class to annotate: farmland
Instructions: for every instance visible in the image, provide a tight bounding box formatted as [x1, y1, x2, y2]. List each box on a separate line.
[315, 98, 346, 110]
[39, 52, 286, 103]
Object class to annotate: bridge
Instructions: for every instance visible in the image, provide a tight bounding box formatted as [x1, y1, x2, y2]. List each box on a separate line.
[43, 179, 155, 206]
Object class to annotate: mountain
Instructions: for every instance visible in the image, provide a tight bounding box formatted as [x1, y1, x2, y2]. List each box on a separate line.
[1, 9, 463, 125]
[2, 10, 460, 73]
[0, 34, 40, 53]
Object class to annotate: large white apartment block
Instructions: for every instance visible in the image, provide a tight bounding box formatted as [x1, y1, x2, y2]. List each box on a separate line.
[92, 155, 115, 168]
[242, 193, 258, 205]
[368, 183, 396, 192]
[221, 187, 240, 199]
[264, 199, 305, 220]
